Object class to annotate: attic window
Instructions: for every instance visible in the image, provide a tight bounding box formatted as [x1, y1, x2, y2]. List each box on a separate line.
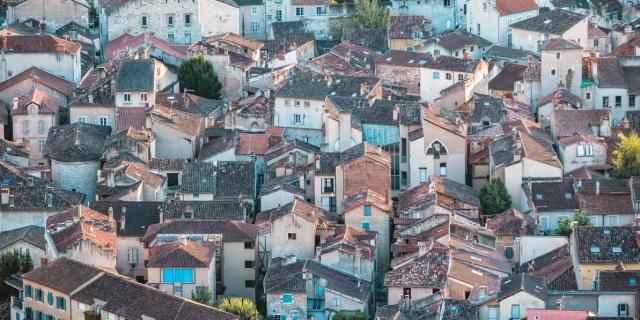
[543, 19, 551, 24]
[590, 246, 600, 253]
[386, 57, 392, 61]
[604, 229, 611, 235]
[613, 246, 622, 253]
[536, 194, 543, 200]
[564, 193, 572, 199]
[629, 278, 637, 285]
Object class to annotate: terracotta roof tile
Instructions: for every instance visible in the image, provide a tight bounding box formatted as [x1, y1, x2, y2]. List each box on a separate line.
[495, 0, 538, 15]
[0, 66, 74, 96]
[12, 88, 60, 115]
[148, 240, 214, 268]
[2, 34, 81, 54]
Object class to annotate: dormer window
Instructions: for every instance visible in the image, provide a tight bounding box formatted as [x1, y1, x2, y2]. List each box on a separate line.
[590, 246, 600, 253]
[613, 246, 622, 253]
[536, 194, 543, 200]
[629, 278, 637, 285]
[28, 105, 37, 115]
[564, 193, 572, 199]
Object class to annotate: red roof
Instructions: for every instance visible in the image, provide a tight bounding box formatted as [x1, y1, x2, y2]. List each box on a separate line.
[0, 66, 74, 96]
[3, 35, 81, 54]
[13, 88, 61, 115]
[106, 32, 187, 61]
[116, 107, 147, 131]
[495, 0, 538, 16]
[236, 133, 270, 155]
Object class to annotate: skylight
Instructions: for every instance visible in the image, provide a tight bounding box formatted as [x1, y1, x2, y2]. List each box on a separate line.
[590, 246, 600, 253]
[604, 229, 611, 235]
[613, 246, 622, 253]
[629, 278, 637, 285]
[543, 19, 551, 24]
[564, 193, 572, 199]
[419, 60, 427, 65]
[386, 57, 392, 61]
[536, 194, 543, 200]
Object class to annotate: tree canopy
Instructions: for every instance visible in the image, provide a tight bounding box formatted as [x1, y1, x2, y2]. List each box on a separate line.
[353, 0, 389, 29]
[555, 209, 591, 237]
[216, 297, 259, 320]
[612, 133, 640, 178]
[177, 55, 222, 99]
[478, 178, 512, 216]
[191, 286, 213, 305]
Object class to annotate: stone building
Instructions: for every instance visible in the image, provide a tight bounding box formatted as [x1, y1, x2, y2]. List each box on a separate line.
[44, 122, 111, 203]
[11, 89, 61, 164]
[6, 0, 89, 32]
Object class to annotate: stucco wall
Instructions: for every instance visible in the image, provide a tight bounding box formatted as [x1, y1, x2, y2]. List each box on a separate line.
[51, 159, 99, 204]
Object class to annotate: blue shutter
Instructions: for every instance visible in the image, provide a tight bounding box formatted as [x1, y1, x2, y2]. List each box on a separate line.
[162, 268, 174, 283]
[182, 268, 194, 283]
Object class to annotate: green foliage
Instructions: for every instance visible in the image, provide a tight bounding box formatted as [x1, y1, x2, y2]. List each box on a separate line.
[612, 133, 640, 178]
[0, 249, 33, 279]
[478, 178, 512, 215]
[333, 311, 366, 320]
[353, 0, 389, 29]
[191, 286, 213, 305]
[555, 209, 591, 237]
[177, 55, 222, 99]
[216, 297, 259, 320]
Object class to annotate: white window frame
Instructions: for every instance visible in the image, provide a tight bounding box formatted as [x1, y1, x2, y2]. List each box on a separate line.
[123, 93, 131, 102]
[419, 167, 427, 183]
[606, 215, 619, 226]
[296, 7, 304, 16]
[550, 68, 557, 78]
[540, 216, 549, 231]
[251, 5, 258, 14]
[140, 93, 148, 102]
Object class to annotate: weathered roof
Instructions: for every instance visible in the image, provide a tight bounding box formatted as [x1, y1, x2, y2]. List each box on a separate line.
[48, 205, 116, 255]
[497, 273, 547, 302]
[276, 73, 379, 100]
[388, 16, 428, 39]
[256, 199, 336, 225]
[550, 109, 610, 138]
[377, 50, 481, 73]
[485, 208, 536, 237]
[485, 45, 533, 61]
[539, 37, 582, 50]
[489, 63, 527, 92]
[0, 66, 74, 97]
[23, 257, 103, 294]
[342, 28, 388, 54]
[115, 59, 155, 92]
[510, 9, 585, 35]
[180, 161, 254, 198]
[436, 29, 492, 51]
[599, 269, 640, 291]
[304, 259, 372, 301]
[495, 0, 538, 15]
[264, 257, 306, 294]
[384, 243, 450, 288]
[203, 32, 264, 51]
[143, 220, 258, 244]
[12, 88, 60, 116]
[148, 240, 214, 268]
[431, 175, 481, 207]
[529, 180, 580, 212]
[45, 122, 111, 162]
[537, 87, 582, 108]
[597, 57, 626, 88]
[0, 225, 45, 251]
[156, 92, 226, 118]
[342, 188, 391, 213]
[2, 34, 81, 54]
[574, 226, 640, 263]
[150, 104, 203, 137]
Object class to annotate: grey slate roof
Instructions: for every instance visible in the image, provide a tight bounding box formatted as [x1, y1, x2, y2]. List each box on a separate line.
[115, 59, 155, 92]
[304, 259, 372, 301]
[470, 95, 506, 124]
[485, 45, 533, 60]
[510, 9, 585, 35]
[0, 225, 46, 251]
[342, 28, 389, 54]
[497, 273, 547, 302]
[44, 122, 111, 162]
[180, 162, 216, 194]
[142, 220, 258, 243]
[276, 73, 380, 100]
[180, 161, 255, 197]
[436, 29, 492, 51]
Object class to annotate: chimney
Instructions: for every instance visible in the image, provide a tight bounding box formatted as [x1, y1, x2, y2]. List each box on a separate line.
[513, 148, 521, 162]
[12, 97, 18, 110]
[392, 105, 399, 121]
[359, 82, 368, 96]
[325, 74, 333, 87]
[596, 180, 600, 195]
[315, 154, 321, 170]
[478, 285, 487, 299]
[1, 188, 9, 205]
[88, 94, 94, 104]
[179, 234, 187, 245]
[418, 241, 427, 256]
[9, 194, 14, 208]
[339, 112, 352, 152]
[108, 207, 114, 222]
[159, 207, 164, 223]
[285, 253, 297, 265]
[119, 207, 126, 232]
[45, 193, 52, 207]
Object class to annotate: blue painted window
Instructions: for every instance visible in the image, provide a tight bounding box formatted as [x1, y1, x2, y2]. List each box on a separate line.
[364, 205, 372, 216]
[35, 289, 43, 302]
[433, 72, 440, 79]
[162, 268, 194, 283]
[24, 285, 32, 298]
[630, 278, 637, 285]
[362, 222, 370, 231]
[282, 294, 293, 303]
[47, 292, 53, 306]
[56, 296, 66, 310]
[315, 286, 325, 297]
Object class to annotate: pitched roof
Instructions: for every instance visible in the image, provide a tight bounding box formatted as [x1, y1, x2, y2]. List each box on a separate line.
[0, 66, 74, 96]
[116, 107, 147, 131]
[597, 57, 626, 88]
[485, 45, 533, 60]
[23, 257, 103, 293]
[156, 92, 226, 118]
[148, 158, 186, 171]
[485, 208, 536, 237]
[436, 29, 492, 51]
[558, 133, 606, 147]
[489, 63, 527, 92]
[376, 50, 481, 73]
[550, 109, 611, 138]
[539, 37, 582, 50]
[609, 33, 640, 57]
[276, 73, 380, 100]
[203, 32, 264, 51]
[12, 88, 61, 115]
[510, 9, 584, 35]
[537, 87, 582, 108]
[529, 180, 580, 212]
[304, 259, 372, 301]
[431, 175, 481, 207]
[497, 273, 547, 302]
[106, 32, 187, 61]
[490, 130, 561, 168]
[150, 105, 203, 137]
[180, 161, 254, 198]
[2, 34, 81, 54]
[384, 243, 450, 288]
[143, 220, 258, 243]
[48, 205, 116, 255]
[495, 0, 538, 15]
[423, 105, 466, 137]
[599, 269, 640, 291]
[521, 245, 577, 290]
[342, 188, 391, 213]
[115, 59, 156, 92]
[44, 122, 111, 162]
[148, 240, 214, 268]
[321, 226, 376, 259]
[264, 258, 306, 294]
[0, 225, 45, 251]
[574, 226, 640, 263]
[342, 28, 388, 53]
[388, 16, 428, 39]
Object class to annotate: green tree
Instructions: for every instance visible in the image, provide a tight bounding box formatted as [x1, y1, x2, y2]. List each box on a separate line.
[333, 311, 366, 320]
[353, 0, 389, 28]
[612, 133, 640, 178]
[177, 55, 222, 99]
[216, 297, 259, 320]
[191, 286, 213, 305]
[555, 209, 591, 237]
[478, 178, 512, 215]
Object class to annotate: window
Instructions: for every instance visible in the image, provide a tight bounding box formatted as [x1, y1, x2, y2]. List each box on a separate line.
[141, 15, 149, 27]
[251, 21, 259, 32]
[550, 68, 557, 78]
[476, 23, 480, 35]
[276, 10, 282, 21]
[458, 74, 464, 81]
[284, 99, 291, 106]
[362, 205, 373, 216]
[630, 95, 636, 107]
[167, 15, 174, 27]
[443, 0, 450, 6]
[322, 178, 334, 193]
[361, 222, 370, 230]
[22, 120, 29, 135]
[28, 105, 36, 115]
[433, 72, 440, 79]
[487, 307, 497, 320]
[38, 140, 45, 153]
[35, 288, 43, 302]
[613, 246, 622, 253]
[594, 38, 599, 46]
[445, 73, 452, 80]
[282, 294, 293, 304]
[244, 241, 254, 249]
[76, 116, 87, 123]
[590, 246, 600, 253]
[616, 95, 622, 107]
[128, 248, 139, 264]
[507, 33, 512, 47]
[439, 163, 447, 176]
[55, 296, 66, 310]
[629, 278, 637, 285]
[316, 6, 325, 15]
[540, 216, 549, 230]
[184, 14, 192, 26]
[332, 298, 342, 306]
[251, 5, 258, 14]
[140, 93, 148, 102]
[37, 120, 45, 134]
[24, 285, 32, 298]
[603, 96, 610, 108]
[293, 114, 302, 125]
[419, 168, 428, 183]
[315, 286, 325, 297]
[288, 233, 296, 240]
[511, 305, 520, 319]
[619, 303, 629, 317]
[245, 260, 255, 268]
[98, 116, 109, 126]
[47, 292, 53, 306]
[244, 280, 255, 287]
[586, 92, 591, 100]
[556, 52, 561, 59]
[304, 101, 310, 107]
[607, 215, 619, 226]
[505, 246, 514, 259]
[123, 93, 131, 102]
[296, 7, 304, 16]
[168, 33, 175, 43]
[321, 196, 336, 212]
[589, 216, 597, 226]
[162, 268, 194, 283]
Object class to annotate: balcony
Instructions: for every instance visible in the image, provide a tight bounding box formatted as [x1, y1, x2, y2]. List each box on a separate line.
[84, 311, 101, 320]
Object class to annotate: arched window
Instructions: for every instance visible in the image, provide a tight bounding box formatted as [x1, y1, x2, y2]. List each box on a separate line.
[426, 140, 448, 159]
